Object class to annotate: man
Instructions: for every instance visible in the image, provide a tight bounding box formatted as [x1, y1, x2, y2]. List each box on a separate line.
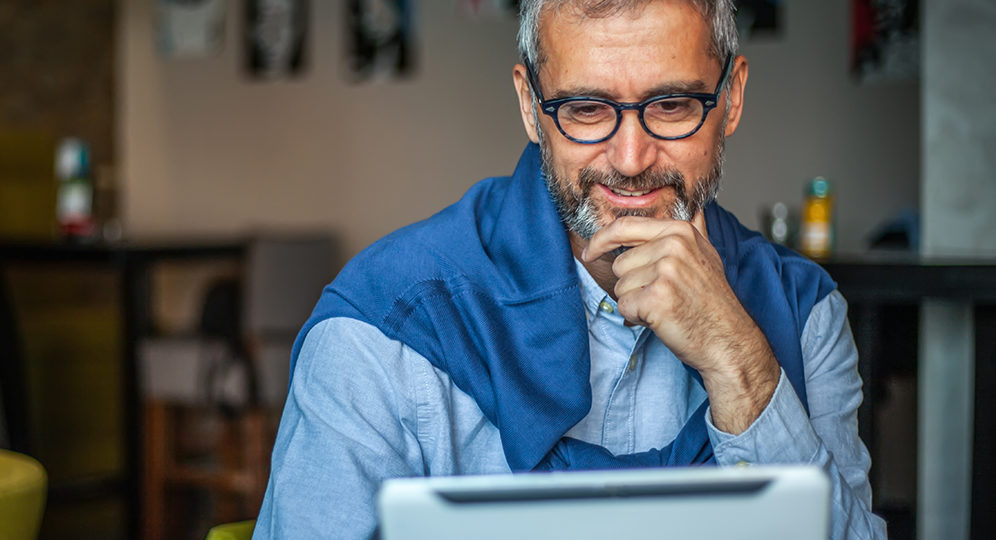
[254, 1, 886, 538]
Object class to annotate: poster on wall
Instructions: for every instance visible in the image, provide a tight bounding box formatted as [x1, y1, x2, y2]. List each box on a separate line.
[734, 0, 781, 40]
[345, 0, 416, 82]
[851, 0, 919, 83]
[245, 0, 309, 80]
[156, 0, 226, 58]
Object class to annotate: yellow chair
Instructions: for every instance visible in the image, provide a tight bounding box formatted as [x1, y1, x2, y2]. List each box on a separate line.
[0, 449, 47, 540]
[205, 519, 256, 540]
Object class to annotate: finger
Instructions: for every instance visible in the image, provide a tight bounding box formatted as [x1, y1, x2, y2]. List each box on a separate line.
[615, 273, 677, 330]
[610, 227, 703, 280]
[583, 216, 683, 262]
[612, 261, 659, 299]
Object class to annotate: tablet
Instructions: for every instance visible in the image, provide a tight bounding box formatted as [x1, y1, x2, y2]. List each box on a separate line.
[377, 465, 830, 540]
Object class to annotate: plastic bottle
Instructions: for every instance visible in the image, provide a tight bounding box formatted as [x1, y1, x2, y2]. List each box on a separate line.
[800, 177, 834, 259]
[768, 202, 790, 245]
[55, 138, 95, 239]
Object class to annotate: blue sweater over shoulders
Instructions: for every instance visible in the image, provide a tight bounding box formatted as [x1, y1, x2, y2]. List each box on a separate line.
[291, 143, 836, 472]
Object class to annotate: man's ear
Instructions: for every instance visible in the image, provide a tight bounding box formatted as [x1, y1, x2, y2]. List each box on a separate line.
[723, 55, 749, 137]
[513, 64, 541, 144]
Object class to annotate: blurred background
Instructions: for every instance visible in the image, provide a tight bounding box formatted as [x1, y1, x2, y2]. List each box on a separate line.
[0, 0, 993, 539]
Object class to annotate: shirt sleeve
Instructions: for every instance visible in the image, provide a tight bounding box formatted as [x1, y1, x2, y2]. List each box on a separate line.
[252, 317, 425, 540]
[704, 289, 888, 539]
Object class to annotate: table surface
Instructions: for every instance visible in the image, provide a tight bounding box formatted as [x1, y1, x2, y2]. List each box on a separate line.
[819, 252, 996, 302]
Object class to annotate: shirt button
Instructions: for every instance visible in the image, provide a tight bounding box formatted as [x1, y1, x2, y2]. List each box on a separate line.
[598, 300, 614, 314]
[628, 354, 637, 372]
[735, 460, 751, 468]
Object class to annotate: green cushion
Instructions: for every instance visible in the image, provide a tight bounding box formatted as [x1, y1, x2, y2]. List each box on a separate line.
[205, 519, 256, 540]
[0, 449, 47, 540]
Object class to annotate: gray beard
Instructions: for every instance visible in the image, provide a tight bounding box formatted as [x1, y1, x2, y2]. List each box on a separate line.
[539, 135, 725, 240]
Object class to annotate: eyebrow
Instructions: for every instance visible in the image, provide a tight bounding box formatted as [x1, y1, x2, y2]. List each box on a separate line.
[549, 79, 712, 102]
[640, 80, 711, 99]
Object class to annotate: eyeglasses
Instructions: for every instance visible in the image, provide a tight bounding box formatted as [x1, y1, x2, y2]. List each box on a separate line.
[524, 54, 734, 144]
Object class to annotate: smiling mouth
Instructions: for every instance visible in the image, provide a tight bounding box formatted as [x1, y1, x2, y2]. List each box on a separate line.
[607, 186, 657, 197]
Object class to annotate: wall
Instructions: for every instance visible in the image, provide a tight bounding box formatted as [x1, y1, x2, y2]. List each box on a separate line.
[119, 0, 524, 257]
[1, 0, 115, 167]
[0, 0, 115, 241]
[729, 1, 920, 252]
[119, 0, 920, 257]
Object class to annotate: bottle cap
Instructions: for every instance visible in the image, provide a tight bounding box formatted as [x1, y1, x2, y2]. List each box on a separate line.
[808, 176, 831, 198]
[55, 137, 90, 180]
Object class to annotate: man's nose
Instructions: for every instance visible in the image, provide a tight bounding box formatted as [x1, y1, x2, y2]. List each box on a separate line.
[605, 110, 659, 177]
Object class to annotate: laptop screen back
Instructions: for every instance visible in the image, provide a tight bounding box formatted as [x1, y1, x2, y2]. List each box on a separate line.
[377, 465, 830, 540]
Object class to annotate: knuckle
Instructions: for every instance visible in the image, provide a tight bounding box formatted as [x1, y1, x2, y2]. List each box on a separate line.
[674, 230, 696, 252]
[654, 257, 678, 277]
[616, 294, 637, 318]
[648, 279, 673, 307]
[677, 220, 697, 235]
[616, 294, 630, 312]
[648, 276, 668, 294]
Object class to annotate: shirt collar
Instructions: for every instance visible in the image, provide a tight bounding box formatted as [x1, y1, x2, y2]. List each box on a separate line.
[574, 257, 609, 319]
[573, 257, 646, 340]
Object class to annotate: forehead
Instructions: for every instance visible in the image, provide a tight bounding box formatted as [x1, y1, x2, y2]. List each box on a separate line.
[537, 0, 715, 94]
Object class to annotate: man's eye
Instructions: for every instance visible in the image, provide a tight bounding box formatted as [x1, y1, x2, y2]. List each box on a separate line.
[560, 102, 614, 124]
[646, 98, 697, 119]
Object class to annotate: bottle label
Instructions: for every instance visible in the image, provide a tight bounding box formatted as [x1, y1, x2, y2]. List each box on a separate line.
[57, 180, 94, 237]
[801, 222, 831, 257]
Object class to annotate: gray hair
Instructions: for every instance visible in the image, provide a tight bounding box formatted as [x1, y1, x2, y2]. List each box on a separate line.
[517, 0, 739, 69]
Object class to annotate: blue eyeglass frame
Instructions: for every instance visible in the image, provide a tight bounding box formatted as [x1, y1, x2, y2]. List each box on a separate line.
[524, 53, 734, 144]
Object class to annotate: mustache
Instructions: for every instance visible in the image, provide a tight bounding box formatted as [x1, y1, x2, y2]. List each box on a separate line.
[576, 166, 687, 199]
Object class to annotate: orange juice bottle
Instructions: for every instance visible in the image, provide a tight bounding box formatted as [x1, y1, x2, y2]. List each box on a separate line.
[800, 177, 833, 259]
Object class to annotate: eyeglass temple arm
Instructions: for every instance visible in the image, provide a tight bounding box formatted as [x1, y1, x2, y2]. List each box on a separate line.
[522, 59, 546, 103]
[714, 53, 735, 98]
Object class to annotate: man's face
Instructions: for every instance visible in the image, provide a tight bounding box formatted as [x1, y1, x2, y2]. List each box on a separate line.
[514, 0, 747, 240]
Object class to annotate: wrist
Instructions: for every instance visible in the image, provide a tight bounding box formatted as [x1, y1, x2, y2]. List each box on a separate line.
[699, 333, 780, 435]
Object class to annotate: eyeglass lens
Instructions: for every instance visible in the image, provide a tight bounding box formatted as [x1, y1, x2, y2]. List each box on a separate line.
[557, 97, 705, 142]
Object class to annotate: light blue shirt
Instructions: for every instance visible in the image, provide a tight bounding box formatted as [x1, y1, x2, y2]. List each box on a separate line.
[254, 260, 887, 539]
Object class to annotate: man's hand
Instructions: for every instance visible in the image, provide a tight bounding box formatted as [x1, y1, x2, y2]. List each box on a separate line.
[581, 216, 780, 434]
